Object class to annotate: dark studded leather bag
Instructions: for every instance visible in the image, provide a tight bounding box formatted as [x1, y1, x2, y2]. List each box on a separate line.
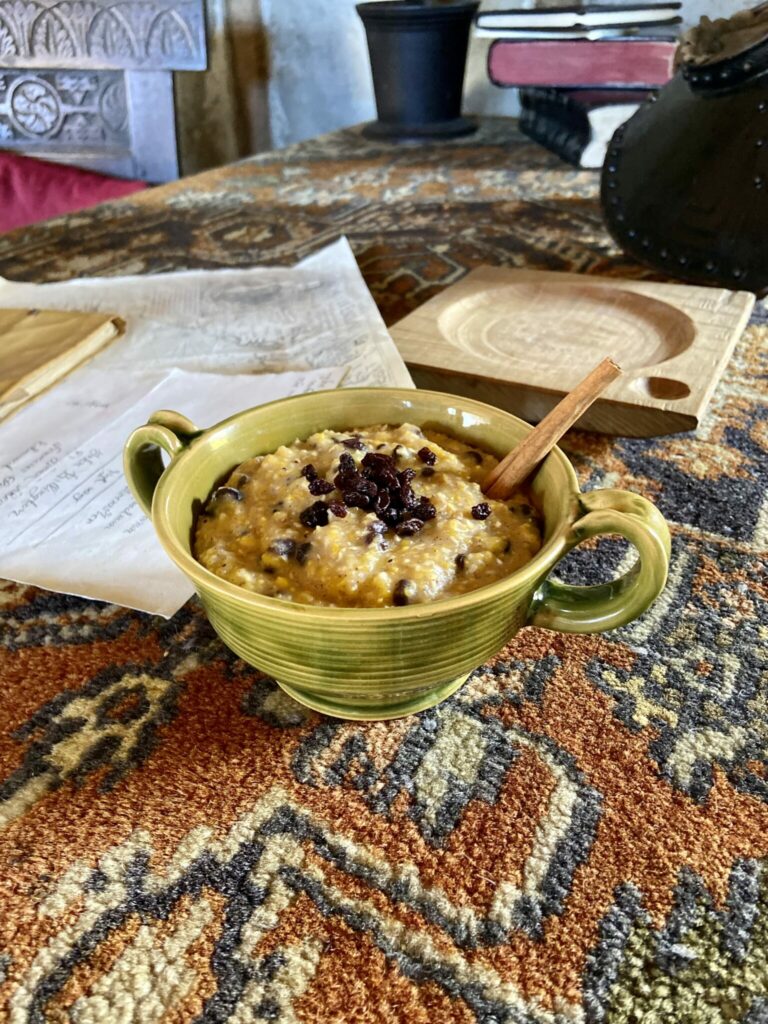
[601, 3, 768, 295]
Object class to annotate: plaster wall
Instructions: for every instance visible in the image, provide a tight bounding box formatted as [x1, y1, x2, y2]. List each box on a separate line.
[260, 0, 742, 149]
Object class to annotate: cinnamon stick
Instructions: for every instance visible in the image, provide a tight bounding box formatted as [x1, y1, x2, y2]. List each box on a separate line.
[482, 357, 622, 500]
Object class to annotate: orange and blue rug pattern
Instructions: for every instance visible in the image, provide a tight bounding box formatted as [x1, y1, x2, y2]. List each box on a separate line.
[0, 121, 767, 1021]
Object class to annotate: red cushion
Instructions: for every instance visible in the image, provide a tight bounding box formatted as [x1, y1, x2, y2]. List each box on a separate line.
[0, 151, 146, 233]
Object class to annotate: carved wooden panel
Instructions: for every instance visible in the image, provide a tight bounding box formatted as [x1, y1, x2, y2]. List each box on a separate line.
[0, 68, 178, 180]
[0, 0, 206, 70]
[0, 69, 128, 142]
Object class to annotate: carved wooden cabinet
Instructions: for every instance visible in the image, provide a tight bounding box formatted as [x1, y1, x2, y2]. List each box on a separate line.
[0, 0, 207, 180]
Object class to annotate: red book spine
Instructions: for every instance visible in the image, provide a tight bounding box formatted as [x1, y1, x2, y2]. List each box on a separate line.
[488, 39, 677, 88]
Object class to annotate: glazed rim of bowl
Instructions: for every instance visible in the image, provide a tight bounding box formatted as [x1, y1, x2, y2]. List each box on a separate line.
[151, 389, 581, 623]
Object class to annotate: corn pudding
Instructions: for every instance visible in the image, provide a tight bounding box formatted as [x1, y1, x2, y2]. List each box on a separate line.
[193, 423, 542, 608]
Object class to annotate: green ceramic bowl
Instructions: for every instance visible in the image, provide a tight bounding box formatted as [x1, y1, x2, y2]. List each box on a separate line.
[124, 388, 670, 720]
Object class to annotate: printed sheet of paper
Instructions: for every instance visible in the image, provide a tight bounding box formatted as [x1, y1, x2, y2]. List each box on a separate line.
[0, 237, 413, 389]
[0, 364, 346, 617]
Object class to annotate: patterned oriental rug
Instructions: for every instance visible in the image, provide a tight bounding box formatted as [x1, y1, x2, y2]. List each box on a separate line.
[0, 120, 767, 1022]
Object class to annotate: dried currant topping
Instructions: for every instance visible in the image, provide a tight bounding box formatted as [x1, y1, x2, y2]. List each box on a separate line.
[333, 453, 360, 491]
[270, 539, 296, 558]
[380, 466, 400, 490]
[237, 474, 250, 487]
[341, 436, 365, 450]
[308, 478, 334, 495]
[412, 497, 436, 521]
[397, 469, 416, 501]
[393, 579, 413, 606]
[364, 520, 386, 544]
[334, 470, 360, 491]
[211, 486, 243, 502]
[471, 503, 492, 520]
[377, 506, 400, 527]
[455, 553, 466, 572]
[296, 432, 444, 534]
[417, 447, 436, 465]
[373, 490, 391, 513]
[398, 482, 418, 511]
[395, 518, 424, 537]
[296, 541, 312, 565]
[362, 451, 390, 472]
[343, 490, 372, 510]
[421, 466, 435, 478]
[328, 501, 347, 518]
[357, 478, 378, 499]
[361, 452, 399, 489]
[373, 467, 399, 492]
[299, 501, 330, 529]
[301, 464, 318, 480]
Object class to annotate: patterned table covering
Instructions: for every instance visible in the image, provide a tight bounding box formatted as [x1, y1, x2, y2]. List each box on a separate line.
[1, 120, 767, 1023]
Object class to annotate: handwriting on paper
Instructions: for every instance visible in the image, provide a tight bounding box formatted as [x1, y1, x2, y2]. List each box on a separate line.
[0, 364, 347, 616]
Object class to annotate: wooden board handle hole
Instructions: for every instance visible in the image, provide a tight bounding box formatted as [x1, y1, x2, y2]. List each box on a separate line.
[633, 377, 691, 400]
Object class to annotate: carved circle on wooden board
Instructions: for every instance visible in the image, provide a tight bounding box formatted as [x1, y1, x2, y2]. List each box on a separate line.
[8, 77, 63, 138]
[436, 283, 696, 375]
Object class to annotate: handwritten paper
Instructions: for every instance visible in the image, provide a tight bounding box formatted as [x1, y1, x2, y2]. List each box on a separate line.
[0, 365, 346, 616]
[0, 237, 413, 389]
[0, 236, 414, 615]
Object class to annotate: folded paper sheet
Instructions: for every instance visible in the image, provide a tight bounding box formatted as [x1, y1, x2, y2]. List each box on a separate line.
[0, 366, 346, 617]
[0, 236, 413, 615]
[0, 238, 413, 389]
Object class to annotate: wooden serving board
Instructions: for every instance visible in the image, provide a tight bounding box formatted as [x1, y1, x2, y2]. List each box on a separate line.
[390, 267, 755, 436]
[0, 308, 124, 423]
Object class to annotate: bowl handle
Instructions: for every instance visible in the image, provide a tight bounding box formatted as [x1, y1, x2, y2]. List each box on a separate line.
[123, 409, 201, 517]
[528, 489, 671, 634]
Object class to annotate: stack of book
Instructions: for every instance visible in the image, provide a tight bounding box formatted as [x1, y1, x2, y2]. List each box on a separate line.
[476, 2, 682, 168]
